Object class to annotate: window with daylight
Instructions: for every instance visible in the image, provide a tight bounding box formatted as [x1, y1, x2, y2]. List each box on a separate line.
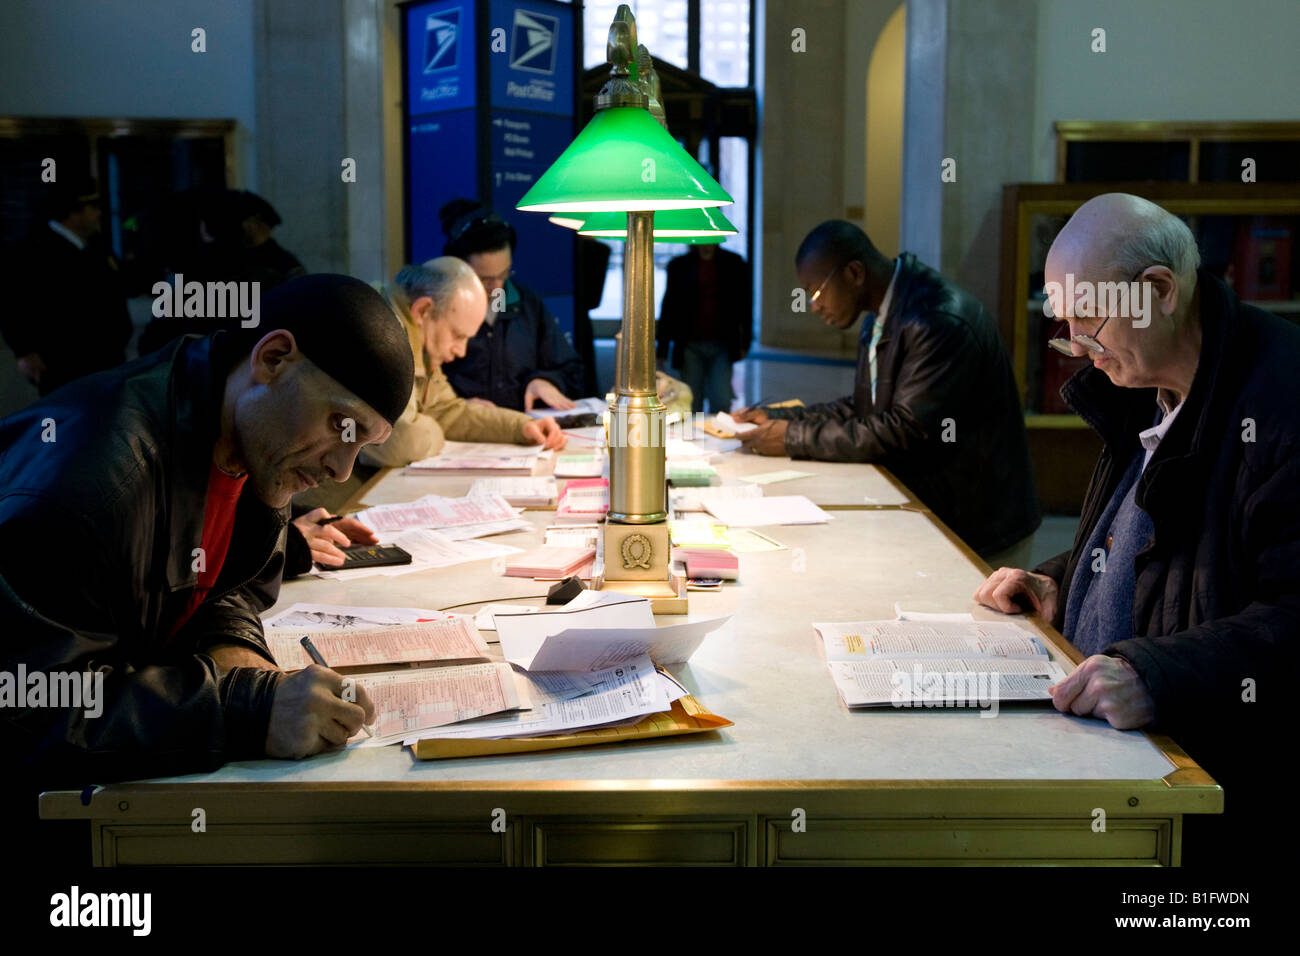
[579, 0, 758, 334]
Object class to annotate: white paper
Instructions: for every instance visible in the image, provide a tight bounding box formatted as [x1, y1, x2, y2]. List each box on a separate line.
[705, 494, 831, 527]
[738, 469, 816, 485]
[828, 658, 1068, 708]
[526, 397, 609, 419]
[438, 517, 533, 540]
[495, 594, 655, 668]
[468, 477, 558, 502]
[669, 482, 763, 512]
[526, 615, 730, 672]
[410, 656, 665, 741]
[894, 603, 976, 622]
[713, 411, 757, 435]
[473, 603, 542, 631]
[263, 603, 452, 630]
[813, 620, 1050, 661]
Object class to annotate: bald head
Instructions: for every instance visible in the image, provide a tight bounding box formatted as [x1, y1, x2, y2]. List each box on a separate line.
[1049, 193, 1200, 291]
[1044, 193, 1204, 398]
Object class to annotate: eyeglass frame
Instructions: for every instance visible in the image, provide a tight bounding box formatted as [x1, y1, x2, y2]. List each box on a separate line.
[1045, 265, 1166, 356]
[809, 261, 851, 305]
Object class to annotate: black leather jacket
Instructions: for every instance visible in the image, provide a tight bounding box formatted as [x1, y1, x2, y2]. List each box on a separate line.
[0, 332, 285, 789]
[769, 252, 1040, 556]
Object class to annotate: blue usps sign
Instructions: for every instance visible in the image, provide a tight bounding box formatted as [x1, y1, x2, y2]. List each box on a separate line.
[489, 0, 573, 116]
[407, 1, 476, 115]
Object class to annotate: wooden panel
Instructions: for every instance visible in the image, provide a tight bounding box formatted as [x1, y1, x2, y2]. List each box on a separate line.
[764, 818, 1172, 866]
[532, 820, 750, 866]
[1028, 424, 1103, 514]
[100, 822, 516, 866]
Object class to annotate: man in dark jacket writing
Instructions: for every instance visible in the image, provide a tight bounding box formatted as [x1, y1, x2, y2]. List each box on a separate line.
[737, 221, 1039, 564]
[0, 274, 413, 855]
[973, 193, 1300, 865]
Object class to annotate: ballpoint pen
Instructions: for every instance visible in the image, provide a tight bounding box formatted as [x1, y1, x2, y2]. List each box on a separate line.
[299, 635, 374, 738]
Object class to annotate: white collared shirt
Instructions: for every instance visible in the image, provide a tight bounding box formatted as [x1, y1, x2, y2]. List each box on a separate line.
[47, 220, 86, 251]
[876, 256, 901, 324]
[1139, 392, 1185, 472]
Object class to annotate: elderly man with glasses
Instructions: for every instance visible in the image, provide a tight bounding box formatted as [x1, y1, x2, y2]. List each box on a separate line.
[973, 192, 1300, 866]
[735, 220, 1040, 567]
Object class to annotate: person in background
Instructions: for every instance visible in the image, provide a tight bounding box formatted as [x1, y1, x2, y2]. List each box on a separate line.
[735, 221, 1039, 567]
[359, 257, 566, 467]
[973, 193, 1300, 865]
[439, 199, 585, 411]
[657, 242, 753, 413]
[237, 191, 306, 290]
[1, 179, 133, 396]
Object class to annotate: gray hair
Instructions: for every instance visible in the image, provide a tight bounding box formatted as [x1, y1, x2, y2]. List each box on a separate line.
[1106, 206, 1200, 284]
[391, 255, 481, 315]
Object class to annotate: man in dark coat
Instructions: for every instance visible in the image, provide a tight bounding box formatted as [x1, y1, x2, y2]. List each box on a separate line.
[738, 221, 1040, 564]
[657, 243, 753, 413]
[974, 193, 1300, 866]
[439, 199, 586, 411]
[1, 180, 133, 395]
[0, 274, 412, 860]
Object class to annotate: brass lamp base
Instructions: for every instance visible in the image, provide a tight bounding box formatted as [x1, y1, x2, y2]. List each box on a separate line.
[602, 521, 671, 581]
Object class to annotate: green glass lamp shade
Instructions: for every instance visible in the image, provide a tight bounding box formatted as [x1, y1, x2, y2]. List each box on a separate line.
[517, 107, 733, 212]
[578, 207, 737, 239]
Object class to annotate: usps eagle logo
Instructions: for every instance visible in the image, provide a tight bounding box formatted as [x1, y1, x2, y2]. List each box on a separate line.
[423, 7, 460, 73]
[509, 8, 559, 74]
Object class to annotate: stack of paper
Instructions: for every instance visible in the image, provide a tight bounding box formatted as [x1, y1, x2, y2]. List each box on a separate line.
[503, 545, 597, 579]
[544, 523, 603, 549]
[353, 493, 525, 535]
[705, 494, 830, 527]
[409, 593, 733, 757]
[670, 482, 762, 513]
[666, 460, 717, 486]
[468, 476, 558, 507]
[261, 603, 523, 744]
[669, 517, 731, 549]
[704, 411, 758, 438]
[672, 547, 739, 580]
[406, 441, 545, 475]
[812, 619, 1070, 709]
[556, 477, 609, 522]
[554, 452, 604, 478]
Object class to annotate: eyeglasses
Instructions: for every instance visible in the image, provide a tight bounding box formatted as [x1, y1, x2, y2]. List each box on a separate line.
[1045, 267, 1160, 356]
[810, 262, 848, 304]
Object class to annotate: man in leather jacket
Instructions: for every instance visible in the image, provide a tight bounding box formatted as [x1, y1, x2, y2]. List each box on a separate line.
[974, 194, 1300, 865]
[0, 274, 413, 853]
[737, 221, 1039, 563]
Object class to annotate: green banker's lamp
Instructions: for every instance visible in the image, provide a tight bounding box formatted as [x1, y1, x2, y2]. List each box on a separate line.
[517, 4, 733, 600]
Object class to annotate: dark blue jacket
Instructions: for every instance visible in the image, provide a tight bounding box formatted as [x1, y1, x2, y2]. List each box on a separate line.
[443, 278, 585, 410]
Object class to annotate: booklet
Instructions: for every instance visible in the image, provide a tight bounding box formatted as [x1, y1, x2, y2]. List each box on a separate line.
[812, 620, 1071, 709]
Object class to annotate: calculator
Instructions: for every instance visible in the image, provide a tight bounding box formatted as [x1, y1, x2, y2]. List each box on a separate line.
[318, 544, 413, 571]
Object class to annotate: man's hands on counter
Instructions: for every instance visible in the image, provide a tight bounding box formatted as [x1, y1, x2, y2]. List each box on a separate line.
[1047, 655, 1155, 730]
[265, 665, 376, 759]
[738, 418, 788, 455]
[973, 567, 1155, 729]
